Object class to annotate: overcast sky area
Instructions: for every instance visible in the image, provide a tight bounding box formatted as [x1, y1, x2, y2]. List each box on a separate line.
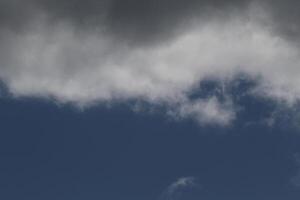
[1, 0, 300, 199]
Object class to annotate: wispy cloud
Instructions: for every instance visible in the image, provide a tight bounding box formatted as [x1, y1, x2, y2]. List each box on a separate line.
[159, 177, 201, 200]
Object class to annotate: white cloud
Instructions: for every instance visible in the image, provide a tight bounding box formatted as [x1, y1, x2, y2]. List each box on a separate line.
[1, 5, 300, 125]
[167, 177, 198, 191]
[169, 97, 236, 126]
[160, 177, 201, 200]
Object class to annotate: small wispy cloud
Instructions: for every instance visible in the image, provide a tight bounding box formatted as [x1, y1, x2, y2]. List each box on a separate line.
[159, 177, 202, 200]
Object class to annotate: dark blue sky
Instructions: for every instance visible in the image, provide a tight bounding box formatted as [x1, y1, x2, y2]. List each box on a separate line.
[1, 81, 300, 200]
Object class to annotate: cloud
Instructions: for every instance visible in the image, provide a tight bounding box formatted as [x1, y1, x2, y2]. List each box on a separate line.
[170, 97, 235, 126]
[0, 0, 300, 125]
[0, 0, 250, 44]
[159, 177, 201, 200]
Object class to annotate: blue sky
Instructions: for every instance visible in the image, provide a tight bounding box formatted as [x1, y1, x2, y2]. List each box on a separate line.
[1, 79, 300, 199]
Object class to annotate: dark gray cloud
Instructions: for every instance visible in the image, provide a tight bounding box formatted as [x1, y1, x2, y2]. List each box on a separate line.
[263, 0, 300, 43]
[1, 0, 300, 45]
[103, 0, 250, 44]
[0, 0, 250, 44]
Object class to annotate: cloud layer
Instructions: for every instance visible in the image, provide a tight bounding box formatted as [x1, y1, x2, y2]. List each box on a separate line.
[0, 0, 300, 124]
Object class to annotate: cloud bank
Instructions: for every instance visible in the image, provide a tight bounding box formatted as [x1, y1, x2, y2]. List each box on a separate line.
[0, 0, 300, 125]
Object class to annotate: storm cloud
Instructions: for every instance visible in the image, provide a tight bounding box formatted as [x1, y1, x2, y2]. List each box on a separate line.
[0, 0, 300, 124]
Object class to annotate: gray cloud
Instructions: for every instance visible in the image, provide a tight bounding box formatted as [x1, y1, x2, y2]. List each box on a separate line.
[1, 0, 300, 44]
[263, 0, 300, 43]
[0, 0, 251, 45]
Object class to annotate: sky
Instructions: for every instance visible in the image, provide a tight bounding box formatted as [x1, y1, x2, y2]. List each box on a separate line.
[1, 0, 300, 199]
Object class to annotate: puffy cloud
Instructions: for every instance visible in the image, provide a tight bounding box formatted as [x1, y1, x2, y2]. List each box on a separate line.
[1, 0, 300, 125]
